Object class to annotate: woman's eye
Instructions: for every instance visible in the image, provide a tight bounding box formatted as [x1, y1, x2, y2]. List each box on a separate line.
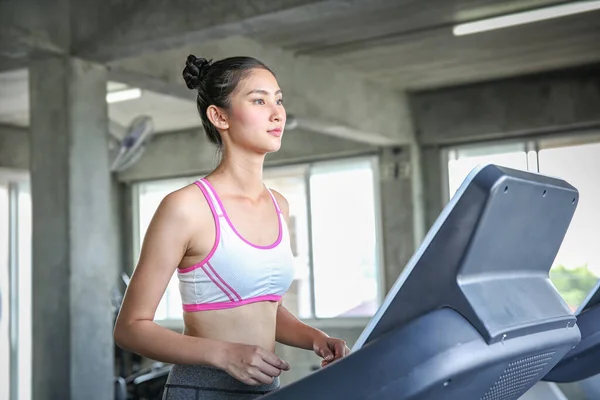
[277, 98, 284, 105]
[253, 99, 265, 105]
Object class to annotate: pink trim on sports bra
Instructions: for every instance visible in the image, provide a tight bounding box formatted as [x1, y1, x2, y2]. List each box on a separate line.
[201, 178, 283, 250]
[177, 181, 222, 274]
[182, 294, 282, 312]
[205, 261, 242, 301]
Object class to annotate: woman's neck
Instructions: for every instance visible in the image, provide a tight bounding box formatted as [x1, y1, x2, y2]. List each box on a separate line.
[211, 148, 266, 198]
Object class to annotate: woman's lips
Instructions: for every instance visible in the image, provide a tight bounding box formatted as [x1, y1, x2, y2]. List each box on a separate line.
[268, 128, 283, 137]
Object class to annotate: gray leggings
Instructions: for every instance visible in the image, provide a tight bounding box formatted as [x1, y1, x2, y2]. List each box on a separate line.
[162, 364, 280, 400]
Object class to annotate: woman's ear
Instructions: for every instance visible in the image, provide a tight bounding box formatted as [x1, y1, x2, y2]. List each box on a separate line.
[206, 105, 229, 130]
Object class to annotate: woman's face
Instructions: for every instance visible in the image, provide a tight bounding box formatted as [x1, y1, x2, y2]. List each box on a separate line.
[225, 68, 286, 154]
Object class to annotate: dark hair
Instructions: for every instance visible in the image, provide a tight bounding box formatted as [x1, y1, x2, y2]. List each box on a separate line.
[182, 54, 274, 147]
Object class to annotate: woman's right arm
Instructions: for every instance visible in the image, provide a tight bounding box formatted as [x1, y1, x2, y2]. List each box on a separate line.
[113, 189, 290, 385]
[113, 189, 224, 367]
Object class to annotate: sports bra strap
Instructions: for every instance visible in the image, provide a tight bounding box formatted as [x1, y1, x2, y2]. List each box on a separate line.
[266, 188, 282, 214]
[198, 178, 281, 216]
[195, 179, 224, 216]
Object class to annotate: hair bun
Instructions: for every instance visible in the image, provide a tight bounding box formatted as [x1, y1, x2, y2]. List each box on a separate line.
[183, 54, 213, 90]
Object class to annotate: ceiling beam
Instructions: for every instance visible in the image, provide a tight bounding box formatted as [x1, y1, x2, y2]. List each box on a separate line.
[410, 67, 600, 145]
[108, 36, 415, 146]
[0, 25, 65, 61]
[0, 0, 69, 62]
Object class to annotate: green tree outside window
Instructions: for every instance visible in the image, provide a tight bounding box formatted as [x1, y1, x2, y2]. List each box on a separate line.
[550, 264, 599, 310]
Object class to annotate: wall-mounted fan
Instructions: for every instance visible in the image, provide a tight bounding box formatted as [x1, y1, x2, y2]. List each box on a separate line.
[108, 115, 155, 172]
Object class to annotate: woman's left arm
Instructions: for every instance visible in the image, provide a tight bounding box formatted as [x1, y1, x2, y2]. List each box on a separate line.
[270, 189, 351, 366]
[275, 301, 350, 366]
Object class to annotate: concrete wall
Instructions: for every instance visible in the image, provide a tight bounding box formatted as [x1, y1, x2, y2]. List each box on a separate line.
[0, 125, 28, 170]
[116, 126, 379, 182]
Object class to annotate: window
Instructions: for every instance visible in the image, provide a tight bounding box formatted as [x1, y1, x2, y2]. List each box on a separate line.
[264, 157, 382, 319]
[133, 156, 383, 321]
[444, 138, 600, 311]
[0, 176, 31, 400]
[538, 141, 600, 310]
[306, 159, 380, 318]
[0, 183, 9, 400]
[446, 142, 529, 200]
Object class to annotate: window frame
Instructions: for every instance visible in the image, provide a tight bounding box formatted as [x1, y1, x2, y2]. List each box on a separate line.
[130, 155, 385, 328]
[439, 128, 600, 204]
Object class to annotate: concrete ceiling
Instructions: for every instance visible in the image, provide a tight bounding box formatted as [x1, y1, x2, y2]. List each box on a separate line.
[248, 0, 600, 89]
[1, 0, 600, 141]
[74, 0, 600, 90]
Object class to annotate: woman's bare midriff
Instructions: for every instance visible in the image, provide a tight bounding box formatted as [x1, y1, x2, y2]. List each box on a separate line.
[182, 301, 280, 353]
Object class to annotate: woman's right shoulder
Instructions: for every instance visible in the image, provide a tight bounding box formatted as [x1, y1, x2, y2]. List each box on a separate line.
[157, 181, 213, 225]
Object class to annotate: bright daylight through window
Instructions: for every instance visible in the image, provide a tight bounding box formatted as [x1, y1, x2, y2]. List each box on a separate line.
[0, 179, 32, 400]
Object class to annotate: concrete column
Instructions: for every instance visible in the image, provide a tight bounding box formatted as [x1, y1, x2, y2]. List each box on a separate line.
[378, 146, 417, 293]
[421, 146, 445, 231]
[29, 55, 115, 399]
[408, 143, 426, 246]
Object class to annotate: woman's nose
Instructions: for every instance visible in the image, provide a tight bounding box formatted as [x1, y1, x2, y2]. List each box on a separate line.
[271, 107, 284, 122]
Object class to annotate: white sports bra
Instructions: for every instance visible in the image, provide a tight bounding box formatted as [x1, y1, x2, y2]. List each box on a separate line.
[177, 178, 295, 312]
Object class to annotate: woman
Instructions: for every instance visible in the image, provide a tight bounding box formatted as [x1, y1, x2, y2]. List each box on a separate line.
[114, 54, 351, 399]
